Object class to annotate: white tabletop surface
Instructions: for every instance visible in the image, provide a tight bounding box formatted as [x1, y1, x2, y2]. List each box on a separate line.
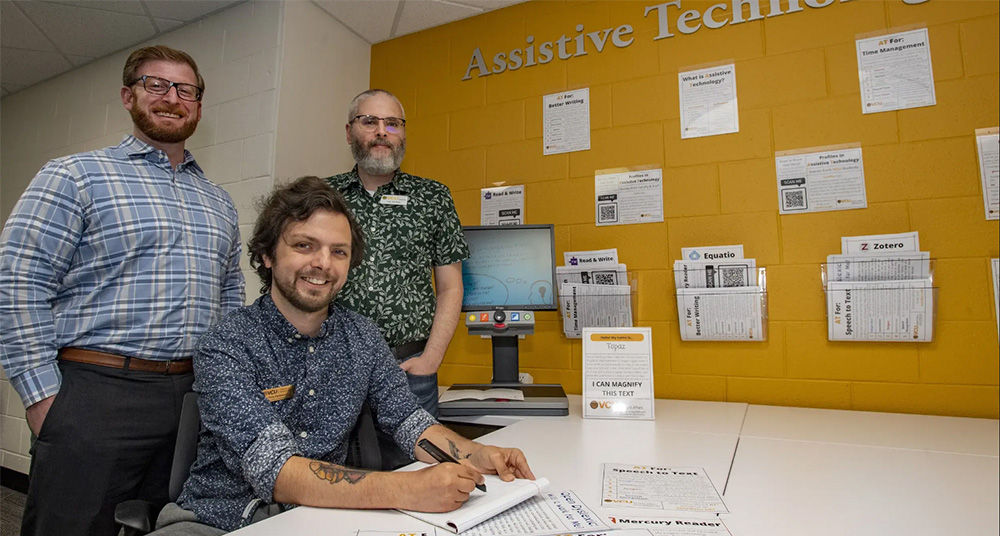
[741, 404, 1000, 456]
[231, 398, 746, 535]
[723, 436, 1000, 536]
[228, 399, 999, 536]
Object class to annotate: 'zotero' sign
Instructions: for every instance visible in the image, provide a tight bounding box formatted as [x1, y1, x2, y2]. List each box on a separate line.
[463, 0, 930, 80]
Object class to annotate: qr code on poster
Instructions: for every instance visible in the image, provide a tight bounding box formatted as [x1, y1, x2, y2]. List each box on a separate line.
[592, 271, 618, 285]
[598, 202, 618, 223]
[781, 187, 807, 211]
[720, 266, 748, 287]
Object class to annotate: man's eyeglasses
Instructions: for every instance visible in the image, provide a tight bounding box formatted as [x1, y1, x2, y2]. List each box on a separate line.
[351, 115, 406, 134]
[130, 75, 204, 102]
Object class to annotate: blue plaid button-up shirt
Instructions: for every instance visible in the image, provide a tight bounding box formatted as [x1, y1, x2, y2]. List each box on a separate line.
[0, 135, 245, 408]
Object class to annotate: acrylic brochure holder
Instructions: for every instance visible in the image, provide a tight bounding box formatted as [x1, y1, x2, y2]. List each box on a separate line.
[558, 273, 637, 339]
[821, 259, 938, 342]
[674, 267, 768, 342]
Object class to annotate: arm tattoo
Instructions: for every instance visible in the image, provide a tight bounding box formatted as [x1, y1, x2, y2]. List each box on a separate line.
[309, 461, 368, 485]
[447, 439, 472, 459]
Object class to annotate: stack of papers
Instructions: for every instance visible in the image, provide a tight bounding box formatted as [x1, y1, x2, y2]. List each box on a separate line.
[825, 232, 934, 341]
[558, 249, 633, 338]
[673, 245, 764, 341]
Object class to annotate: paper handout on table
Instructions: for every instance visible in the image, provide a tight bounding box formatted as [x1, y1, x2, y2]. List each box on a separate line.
[564, 248, 618, 267]
[674, 259, 757, 289]
[397, 469, 550, 533]
[459, 490, 609, 536]
[841, 231, 919, 254]
[677, 287, 764, 341]
[607, 515, 733, 536]
[825, 252, 930, 282]
[557, 264, 628, 286]
[826, 279, 934, 341]
[560, 283, 633, 338]
[601, 464, 728, 515]
[438, 388, 525, 404]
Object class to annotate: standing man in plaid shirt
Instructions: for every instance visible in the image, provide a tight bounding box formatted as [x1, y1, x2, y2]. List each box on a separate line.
[0, 45, 244, 536]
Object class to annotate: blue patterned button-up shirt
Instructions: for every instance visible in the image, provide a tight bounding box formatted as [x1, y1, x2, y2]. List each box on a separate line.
[177, 295, 437, 531]
[0, 136, 245, 407]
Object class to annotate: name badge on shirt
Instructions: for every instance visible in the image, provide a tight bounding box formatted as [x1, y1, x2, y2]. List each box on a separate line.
[262, 385, 295, 402]
[379, 194, 409, 206]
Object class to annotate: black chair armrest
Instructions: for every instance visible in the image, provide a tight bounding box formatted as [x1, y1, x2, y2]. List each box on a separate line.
[114, 499, 155, 536]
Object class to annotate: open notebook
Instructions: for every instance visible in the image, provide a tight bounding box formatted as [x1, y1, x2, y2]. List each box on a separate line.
[396, 466, 550, 533]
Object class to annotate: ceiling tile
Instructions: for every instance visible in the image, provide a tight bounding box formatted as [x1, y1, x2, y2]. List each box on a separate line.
[144, 0, 242, 22]
[1, 1, 57, 51]
[47, 1, 145, 15]
[312, 0, 399, 44]
[65, 53, 93, 66]
[0, 47, 71, 86]
[394, 0, 482, 38]
[18, 0, 157, 58]
[154, 17, 183, 33]
[447, 0, 523, 9]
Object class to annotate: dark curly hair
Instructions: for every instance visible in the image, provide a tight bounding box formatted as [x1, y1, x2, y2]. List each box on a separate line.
[247, 176, 365, 295]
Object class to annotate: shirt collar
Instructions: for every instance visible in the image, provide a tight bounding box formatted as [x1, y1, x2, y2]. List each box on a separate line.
[119, 135, 203, 174]
[346, 165, 413, 194]
[257, 294, 338, 340]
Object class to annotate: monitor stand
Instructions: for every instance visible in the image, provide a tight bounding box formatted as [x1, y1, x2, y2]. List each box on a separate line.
[439, 312, 569, 417]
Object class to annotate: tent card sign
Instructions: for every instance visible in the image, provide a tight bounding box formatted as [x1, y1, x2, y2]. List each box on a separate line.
[582, 327, 654, 420]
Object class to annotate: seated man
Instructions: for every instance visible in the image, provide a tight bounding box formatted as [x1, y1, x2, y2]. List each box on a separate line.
[152, 176, 534, 534]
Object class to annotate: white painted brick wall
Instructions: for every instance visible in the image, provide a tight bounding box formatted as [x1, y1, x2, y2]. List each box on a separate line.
[0, 0, 284, 473]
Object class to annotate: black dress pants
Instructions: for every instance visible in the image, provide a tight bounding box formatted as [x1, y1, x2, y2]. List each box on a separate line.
[21, 360, 193, 536]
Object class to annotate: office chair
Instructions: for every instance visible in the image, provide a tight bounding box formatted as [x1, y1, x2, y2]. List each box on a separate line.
[115, 394, 383, 535]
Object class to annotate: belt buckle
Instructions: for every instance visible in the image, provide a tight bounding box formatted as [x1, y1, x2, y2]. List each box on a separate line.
[162, 360, 176, 373]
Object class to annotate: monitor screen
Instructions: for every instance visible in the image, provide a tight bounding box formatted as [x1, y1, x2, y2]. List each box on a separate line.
[461, 225, 557, 311]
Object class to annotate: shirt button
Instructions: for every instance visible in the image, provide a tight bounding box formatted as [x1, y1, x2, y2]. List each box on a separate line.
[299, 431, 308, 438]
[308, 346, 315, 353]
[368, 286, 374, 291]
[295, 334, 302, 339]
[308, 389, 316, 396]
[287, 337, 293, 343]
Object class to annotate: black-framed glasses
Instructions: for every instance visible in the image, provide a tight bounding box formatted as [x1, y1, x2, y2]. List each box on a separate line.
[130, 75, 203, 102]
[351, 115, 406, 134]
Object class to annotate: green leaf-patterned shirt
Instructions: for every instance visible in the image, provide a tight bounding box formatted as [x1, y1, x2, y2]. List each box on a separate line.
[326, 167, 469, 348]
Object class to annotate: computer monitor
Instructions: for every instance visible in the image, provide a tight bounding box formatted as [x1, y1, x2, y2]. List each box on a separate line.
[461, 224, 557, 312]
[440, 224, 568, 417]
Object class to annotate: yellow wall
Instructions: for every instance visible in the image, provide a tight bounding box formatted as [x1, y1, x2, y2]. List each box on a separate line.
[370, 0, 1000, 418]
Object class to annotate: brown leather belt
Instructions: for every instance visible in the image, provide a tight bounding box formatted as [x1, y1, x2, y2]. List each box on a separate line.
[58, 347, 193, 374]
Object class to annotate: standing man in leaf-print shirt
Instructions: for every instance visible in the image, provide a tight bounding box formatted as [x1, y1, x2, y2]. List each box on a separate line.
[325, 89, 469, 422]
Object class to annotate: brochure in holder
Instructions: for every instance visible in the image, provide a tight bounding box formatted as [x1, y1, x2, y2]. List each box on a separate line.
[558, 274, 638, 339]
[822, 260, 937, 342]
[674, 267, 768, 341]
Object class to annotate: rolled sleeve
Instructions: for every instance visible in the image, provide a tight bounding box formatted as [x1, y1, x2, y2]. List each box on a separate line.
[242, 422, 300, 503]
[393, 408, 437, 458]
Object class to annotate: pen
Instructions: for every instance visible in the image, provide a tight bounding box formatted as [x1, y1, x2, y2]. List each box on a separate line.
[417, 438, 487, 492]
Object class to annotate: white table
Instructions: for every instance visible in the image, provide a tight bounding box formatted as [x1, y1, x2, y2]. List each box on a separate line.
[229, 400, 999, 536]
[723, 436, 1000, 536]
[230, 398, 748, 535]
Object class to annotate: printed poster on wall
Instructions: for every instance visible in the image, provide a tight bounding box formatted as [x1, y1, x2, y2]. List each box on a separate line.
[480, 185, 525, 225]
[582, 327, 654, 420]
[976, 128, 999, 220]
[856, 27, 936, 114]
[595, 167, 664, 226]
[543, 88, 590, 155]
[775, 145, 867, 214]
[678, 63, 739, 139]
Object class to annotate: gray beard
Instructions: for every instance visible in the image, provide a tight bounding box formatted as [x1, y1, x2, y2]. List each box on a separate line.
[351, 137, 406, 176]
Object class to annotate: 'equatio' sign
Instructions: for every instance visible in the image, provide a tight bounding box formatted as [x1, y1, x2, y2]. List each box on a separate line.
[463, 0, 930, 80]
